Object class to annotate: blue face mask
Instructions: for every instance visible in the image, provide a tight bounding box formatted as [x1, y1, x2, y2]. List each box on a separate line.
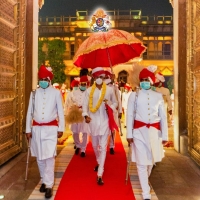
[39, 81, 49, 89]
[79, 86, 87, 91]
[140, 81, 151, 90]
[73, 87, 79, 91]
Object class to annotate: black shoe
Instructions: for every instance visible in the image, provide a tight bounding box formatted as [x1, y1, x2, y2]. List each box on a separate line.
[94, 165, 99, 171]
[110, 148, 115, 155]
[97, 177, 104, 185]
[39, 183, 46, 193]
[80, 152, 86, 157]
[75, 148, 80, 155]
[45, 188, 52, 198]
[144, 199, 150, 200]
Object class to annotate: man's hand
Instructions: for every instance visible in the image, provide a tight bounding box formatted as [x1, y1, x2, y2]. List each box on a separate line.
[127, 138, 133, 146]
[118, 113, 122, 119]
[85, 116, 91, 123]
[58, 132, 63, 138]
[168, 110, 172, 115]
[26, 133, 32, 141]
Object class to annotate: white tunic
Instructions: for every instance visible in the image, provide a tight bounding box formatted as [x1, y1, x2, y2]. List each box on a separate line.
[122, 91, 132, 110]
[126, 89, 168, 165]
[26, 86, 65, 160]
[156, 87, 172, 111]
[108, 84, 122, 126]
[82, 85, 118, 136]
[64, 89, 90, 133]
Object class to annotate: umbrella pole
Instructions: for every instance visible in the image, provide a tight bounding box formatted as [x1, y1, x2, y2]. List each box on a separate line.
[106, 48, 113, 69]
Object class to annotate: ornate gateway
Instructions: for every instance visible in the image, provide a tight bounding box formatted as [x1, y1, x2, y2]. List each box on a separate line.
[0, 0, 26, 165]
[187, 0, 200, 166]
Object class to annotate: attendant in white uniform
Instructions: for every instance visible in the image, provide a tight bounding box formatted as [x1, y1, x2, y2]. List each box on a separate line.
[154, 72, 172, 116]
[26, 65, 65, 199]
[122, 83, 132, 128]
[126, 66, 168, 200]
[64, 76, 91, 157]
[104, 68, 122, 154]
[64, 79, 79, 131]
[82, 67, 118, 185]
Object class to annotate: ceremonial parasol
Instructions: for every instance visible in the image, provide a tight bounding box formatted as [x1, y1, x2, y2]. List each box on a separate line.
[73, 29, 146, 69]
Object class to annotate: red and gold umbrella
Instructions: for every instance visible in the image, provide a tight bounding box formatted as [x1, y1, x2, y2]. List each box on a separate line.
[73, 29, 146, 69]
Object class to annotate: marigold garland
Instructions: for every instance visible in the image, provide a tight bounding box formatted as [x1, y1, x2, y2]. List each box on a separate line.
[89, 82, 106, 113]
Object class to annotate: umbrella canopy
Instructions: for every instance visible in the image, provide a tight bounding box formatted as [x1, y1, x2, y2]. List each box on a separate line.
[73, 29, 146, 69]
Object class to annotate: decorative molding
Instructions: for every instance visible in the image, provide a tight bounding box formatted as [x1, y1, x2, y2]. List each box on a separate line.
[0, 11, 17, 29]
[0, 91, 16, 102]
[0, 116, 15, 130]
[7, 0, 18, 5]
[0, 38, 17, 53]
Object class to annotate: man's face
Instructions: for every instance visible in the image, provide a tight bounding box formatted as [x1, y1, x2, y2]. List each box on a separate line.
[94, 75, 105, 81]
[80, 83, 87, 87]
[140, 78, 150, 83]
[39, 78, 50, 82]
[94, 75, 105, 85]
[39, 78, 50, 89]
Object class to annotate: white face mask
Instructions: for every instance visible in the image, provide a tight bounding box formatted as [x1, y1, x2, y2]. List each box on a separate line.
[95, 78, 103, 85]
[104, 78, 111, 85]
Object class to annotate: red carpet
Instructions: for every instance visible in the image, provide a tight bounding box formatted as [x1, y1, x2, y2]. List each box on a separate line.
[55, 132, 135, 200]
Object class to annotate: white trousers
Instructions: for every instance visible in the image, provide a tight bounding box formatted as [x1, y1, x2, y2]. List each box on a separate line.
[37, 157, 55, 188]
[109, 131, 115, 148]
[91, 134, 109, 177]
[136, 164, 153, 199]
[73, 132, 88, 152]
[124, 109, 127, 126]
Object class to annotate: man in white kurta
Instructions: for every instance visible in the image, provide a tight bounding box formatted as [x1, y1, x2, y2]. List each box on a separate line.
[64, 76, 90, 157]
[82, 67, 118, 185]
[154, 72, 172, 116]
[104, 68, 122, 154]
[122, 83, 132, 128]
[26, 65, 65, 199]
[126, 67, 168, 200]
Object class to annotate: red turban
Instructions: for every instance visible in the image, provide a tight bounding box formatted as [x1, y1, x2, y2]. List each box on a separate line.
[124, 83, 131, 90]
[139, 68, 156, 84]
[70, 79, 79, 88]
[38, 65, 54, 80]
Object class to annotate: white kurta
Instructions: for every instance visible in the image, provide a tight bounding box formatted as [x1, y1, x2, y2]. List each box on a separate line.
[126, 89, 168, 165]
[82, 85, 118, 136]
[26, 86, 65, 160]
[156, 87, 172, 111]
[64, 89, 90, 133]
[122, 91, 132, 126]
[108, 84, 122, 126]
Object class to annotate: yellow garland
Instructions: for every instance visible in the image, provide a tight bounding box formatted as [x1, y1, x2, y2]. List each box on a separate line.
[89, 82, 106, 113]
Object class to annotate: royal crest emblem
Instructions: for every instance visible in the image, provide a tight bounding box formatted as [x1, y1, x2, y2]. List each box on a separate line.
[89, 9, 111, 32]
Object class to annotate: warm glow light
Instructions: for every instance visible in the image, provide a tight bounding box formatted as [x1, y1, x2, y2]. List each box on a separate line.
[158, 21, 164, 24]
[165, 21, 171, 24]
[142, 21, 147, 24]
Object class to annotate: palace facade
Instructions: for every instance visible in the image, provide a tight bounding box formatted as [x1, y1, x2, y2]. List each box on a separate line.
[38, 10, 173, 89]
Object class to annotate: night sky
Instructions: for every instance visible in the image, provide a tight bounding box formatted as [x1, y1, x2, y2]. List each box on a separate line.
[39, 0, 173, 17]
